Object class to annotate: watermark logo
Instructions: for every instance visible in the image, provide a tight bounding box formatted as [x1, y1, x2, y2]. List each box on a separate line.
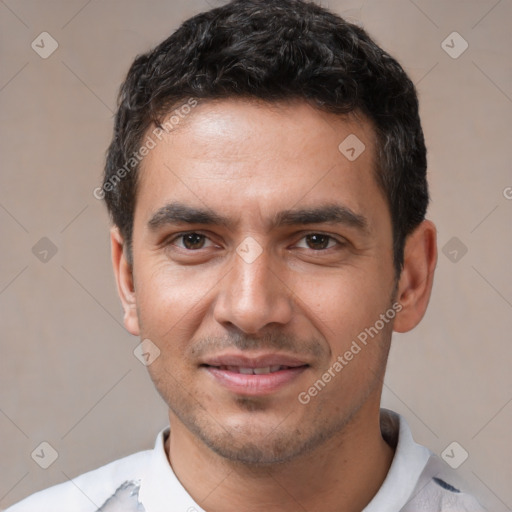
[31, 32, 58, 59]
[338, 134, 366, 162]
[442, 236, 468, 263]
[236, 236, 263, 264]
[441, 32, 468, 59]
[31, 441, 59, 469]
[32, 237, 58, 263]
[441, 441, 469, 469]
[134, 338, 161, 366]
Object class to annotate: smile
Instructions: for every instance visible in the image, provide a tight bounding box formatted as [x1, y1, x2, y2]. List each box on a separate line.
[202, 362, 309, 396]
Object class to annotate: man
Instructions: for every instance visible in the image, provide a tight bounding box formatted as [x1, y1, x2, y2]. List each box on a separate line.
[7, 0, 485, 510]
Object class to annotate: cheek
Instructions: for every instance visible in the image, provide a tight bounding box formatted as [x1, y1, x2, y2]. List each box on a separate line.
[291, 265, 392, 345]
[135, 265, 207, 395]
[135, 263, 210, 342]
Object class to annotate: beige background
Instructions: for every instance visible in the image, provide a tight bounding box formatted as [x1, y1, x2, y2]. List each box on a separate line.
[1, 0, 511, 509]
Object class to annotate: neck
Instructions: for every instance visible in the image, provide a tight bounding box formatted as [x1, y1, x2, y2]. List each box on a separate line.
[164, 403, 395, 512]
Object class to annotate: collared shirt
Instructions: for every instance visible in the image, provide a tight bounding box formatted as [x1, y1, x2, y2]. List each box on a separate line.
[4, 409, 485, 512]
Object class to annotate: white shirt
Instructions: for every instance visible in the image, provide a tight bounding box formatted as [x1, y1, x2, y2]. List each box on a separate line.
[4, 409, 485, 512]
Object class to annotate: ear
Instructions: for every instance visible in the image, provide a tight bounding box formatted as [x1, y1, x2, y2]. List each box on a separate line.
[110, 226, 140, 336]
[393, 220, 437, 333]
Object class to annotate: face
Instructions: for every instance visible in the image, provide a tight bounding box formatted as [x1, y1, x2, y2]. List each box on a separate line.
[116, 99, 402, 465]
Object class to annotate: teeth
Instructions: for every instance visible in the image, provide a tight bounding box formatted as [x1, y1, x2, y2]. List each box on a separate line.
[220, 365, 286, 374]
[214, 365, 289, 374]
[253, 366, 271, 374]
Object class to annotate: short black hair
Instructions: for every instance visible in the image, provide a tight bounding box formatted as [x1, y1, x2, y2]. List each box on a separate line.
[102, 0, 428, 277]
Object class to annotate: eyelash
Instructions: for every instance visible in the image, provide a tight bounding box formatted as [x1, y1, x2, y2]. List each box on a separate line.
[167, 231, 345, 252]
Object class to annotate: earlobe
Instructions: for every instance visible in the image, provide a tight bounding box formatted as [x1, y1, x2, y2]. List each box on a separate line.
[110, 226, 140, 336]
[393, 220, 437, 333]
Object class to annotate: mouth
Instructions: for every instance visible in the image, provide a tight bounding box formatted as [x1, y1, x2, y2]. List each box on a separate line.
[207, 364, 296, 374]
[200, 354, 310, 396]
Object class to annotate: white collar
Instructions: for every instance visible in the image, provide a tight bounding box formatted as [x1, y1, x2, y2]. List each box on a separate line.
[138, 428, 205, 512]
[138, 409, 431, 512]
[363, 409, 432, 511]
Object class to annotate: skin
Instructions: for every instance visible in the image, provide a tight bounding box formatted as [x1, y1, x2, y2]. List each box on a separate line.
[111, 98, 437, 512]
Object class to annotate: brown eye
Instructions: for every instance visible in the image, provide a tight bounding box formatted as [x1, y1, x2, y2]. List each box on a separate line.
[297, 233, 338, 250]
[174, 233, 211, 250]
[305, 234, 330, 250]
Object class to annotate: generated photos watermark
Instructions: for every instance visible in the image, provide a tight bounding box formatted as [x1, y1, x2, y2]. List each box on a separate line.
[298, 302, 403, 405]
[93, 97, 198, 200]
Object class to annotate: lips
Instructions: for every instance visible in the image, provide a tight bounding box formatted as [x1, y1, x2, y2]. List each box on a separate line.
[201, 353, 309, 396]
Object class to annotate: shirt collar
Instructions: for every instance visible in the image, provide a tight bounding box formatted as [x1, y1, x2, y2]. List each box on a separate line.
[363, 408, 432, 512]
[138, 427, 206, 512]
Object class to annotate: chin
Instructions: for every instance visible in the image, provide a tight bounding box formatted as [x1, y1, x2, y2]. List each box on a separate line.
[204, 431, 310, 466]
[188, 411, 343, 466]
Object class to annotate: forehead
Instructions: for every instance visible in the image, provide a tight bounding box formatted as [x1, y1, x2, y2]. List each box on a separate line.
[134, 98, 387, 230]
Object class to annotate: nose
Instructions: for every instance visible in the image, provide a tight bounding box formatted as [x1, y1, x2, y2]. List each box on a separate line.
[213, 245, 294, 334]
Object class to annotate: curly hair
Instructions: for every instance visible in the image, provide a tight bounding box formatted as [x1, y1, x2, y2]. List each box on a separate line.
[102, 0, 428, 277]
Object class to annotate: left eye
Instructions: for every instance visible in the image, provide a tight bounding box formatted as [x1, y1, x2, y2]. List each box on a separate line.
[295, 234, 339, 250]
[172, 233, 215, 250]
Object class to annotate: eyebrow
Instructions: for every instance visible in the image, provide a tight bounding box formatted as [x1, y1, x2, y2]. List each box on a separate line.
[147, 201, 369, 234]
